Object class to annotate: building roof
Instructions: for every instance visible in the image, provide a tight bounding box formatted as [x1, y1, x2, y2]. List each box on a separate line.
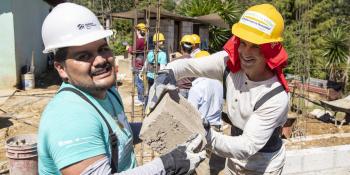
[111, 8, 229, 29]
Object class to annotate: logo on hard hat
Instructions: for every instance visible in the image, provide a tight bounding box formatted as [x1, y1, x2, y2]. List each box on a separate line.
[77, 22, 97, 30]
[240, 11, 275, 35]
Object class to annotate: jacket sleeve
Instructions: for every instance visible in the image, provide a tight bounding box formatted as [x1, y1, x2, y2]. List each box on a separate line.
[166, 51, 228, 82]
[118, 158, 165, 175]
[208, 91, 289, 160]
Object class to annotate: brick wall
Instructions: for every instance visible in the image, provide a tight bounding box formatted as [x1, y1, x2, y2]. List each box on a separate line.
[149, 19, 174, 53]
[180, 21, 193, 36]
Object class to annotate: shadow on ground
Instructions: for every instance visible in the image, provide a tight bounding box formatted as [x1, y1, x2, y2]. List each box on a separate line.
[0, 117, 13, 130]
[35, 69, 62, 89]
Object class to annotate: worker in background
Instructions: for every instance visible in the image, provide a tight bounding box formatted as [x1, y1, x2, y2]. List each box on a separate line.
[191, 34, 210, 58]
[188, 52, 223, 131]
[38, 3, 205, 175]
[146, 4, 289, 174]
[172, 34, 196, 98]
[142, 33, 168, 88]
[131, 23, 147, 106]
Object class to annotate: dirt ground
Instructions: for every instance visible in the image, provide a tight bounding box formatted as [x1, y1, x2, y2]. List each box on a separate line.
[0, 69, 350, 173]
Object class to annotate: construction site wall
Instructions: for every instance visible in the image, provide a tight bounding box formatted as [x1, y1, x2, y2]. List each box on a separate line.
[12, 0, 51, 76]
[0, 0, 51, 89]
[0, 0, 18, 89]
[149, 19, 175, 53]
[180, 21, 193, 36]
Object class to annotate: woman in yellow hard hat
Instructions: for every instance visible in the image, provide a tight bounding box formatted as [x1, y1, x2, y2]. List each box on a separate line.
[147, 4, 289, 175]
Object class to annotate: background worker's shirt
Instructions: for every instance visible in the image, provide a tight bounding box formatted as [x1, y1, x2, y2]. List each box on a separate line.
[38, 83, 137, 175]
[188, 77, 223, 126]
[167, 51, 289, 173]
[134, 38, 146, 70]
[172, 54, 195, 90]
[146, 50, 167, 79]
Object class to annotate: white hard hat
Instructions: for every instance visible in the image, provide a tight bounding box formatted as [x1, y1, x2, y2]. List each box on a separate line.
[42, 3, 113, 53]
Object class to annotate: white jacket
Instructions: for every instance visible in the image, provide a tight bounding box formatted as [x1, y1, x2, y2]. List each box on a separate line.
[167, 51, 289, 173]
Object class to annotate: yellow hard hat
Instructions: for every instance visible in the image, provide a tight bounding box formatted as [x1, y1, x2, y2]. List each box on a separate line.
[195, 50, 210, 58]
[153, 33, 165, 42]
[180, 35, 195, 45]
[192, 34, 201, 44]
[232, 4, 284, 44]
[136, 23, 147, 31]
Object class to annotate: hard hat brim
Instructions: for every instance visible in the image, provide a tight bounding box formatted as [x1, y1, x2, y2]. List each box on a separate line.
[43, 30, 113, 53]
[232, 23, 283, 45]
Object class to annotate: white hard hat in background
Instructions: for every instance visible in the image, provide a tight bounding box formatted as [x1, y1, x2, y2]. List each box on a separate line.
[42, 2, 113, 53]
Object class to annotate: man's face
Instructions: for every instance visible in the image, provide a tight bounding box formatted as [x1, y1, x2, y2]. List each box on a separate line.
[56, 39, 115, 93]
[238, 39, 266, 76]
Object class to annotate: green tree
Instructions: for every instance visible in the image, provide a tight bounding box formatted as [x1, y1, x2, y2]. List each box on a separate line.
[110, 19, 133, 55]
[137, 0, 175, 12]
[162, 0, 176, 12]
[322, 27, 349, 82]
[71, 0, 134, 14]
[272, 0, 350, 81]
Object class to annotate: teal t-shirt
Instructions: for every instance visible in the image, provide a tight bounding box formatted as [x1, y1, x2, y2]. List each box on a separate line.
[38, 83, 137, 174]
[147, 50, 167, 79]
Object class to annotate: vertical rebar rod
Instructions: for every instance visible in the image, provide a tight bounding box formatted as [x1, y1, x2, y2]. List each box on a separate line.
[131, 0, 138, 121]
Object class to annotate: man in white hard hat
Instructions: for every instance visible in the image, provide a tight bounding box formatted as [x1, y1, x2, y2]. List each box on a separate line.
[146, 4, 289, 174]
[38, 3, 205, 175]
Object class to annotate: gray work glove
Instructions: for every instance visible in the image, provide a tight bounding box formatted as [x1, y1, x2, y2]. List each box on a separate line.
[160, 134, 206, 175]
[145, 69, 177, 114]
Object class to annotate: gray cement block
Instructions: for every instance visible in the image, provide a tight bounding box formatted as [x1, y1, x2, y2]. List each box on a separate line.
[284, 145, 350, 174]
[303, 149, 333, 172]
[334, 145, 350, 168]
[284, 151, 303, 174]
[139, 91, 206, 154]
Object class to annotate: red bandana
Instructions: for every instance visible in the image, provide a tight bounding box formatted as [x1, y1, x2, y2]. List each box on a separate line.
[223, 36, 289, 92]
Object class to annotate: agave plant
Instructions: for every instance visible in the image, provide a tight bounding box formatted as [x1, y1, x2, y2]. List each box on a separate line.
[177, 0, 242, 52]
[322, 27, 349, 82]
[209, 26, 231, 53]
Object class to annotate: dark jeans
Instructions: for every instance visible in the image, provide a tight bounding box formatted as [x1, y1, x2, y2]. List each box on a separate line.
[134, 71, 144, 102]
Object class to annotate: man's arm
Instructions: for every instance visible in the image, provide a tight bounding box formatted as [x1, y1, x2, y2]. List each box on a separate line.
[166, 51, 228, 81]
[75, 156, 166, 175]
[61, 155, 106, 175]
[77, 134, 206, 175]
